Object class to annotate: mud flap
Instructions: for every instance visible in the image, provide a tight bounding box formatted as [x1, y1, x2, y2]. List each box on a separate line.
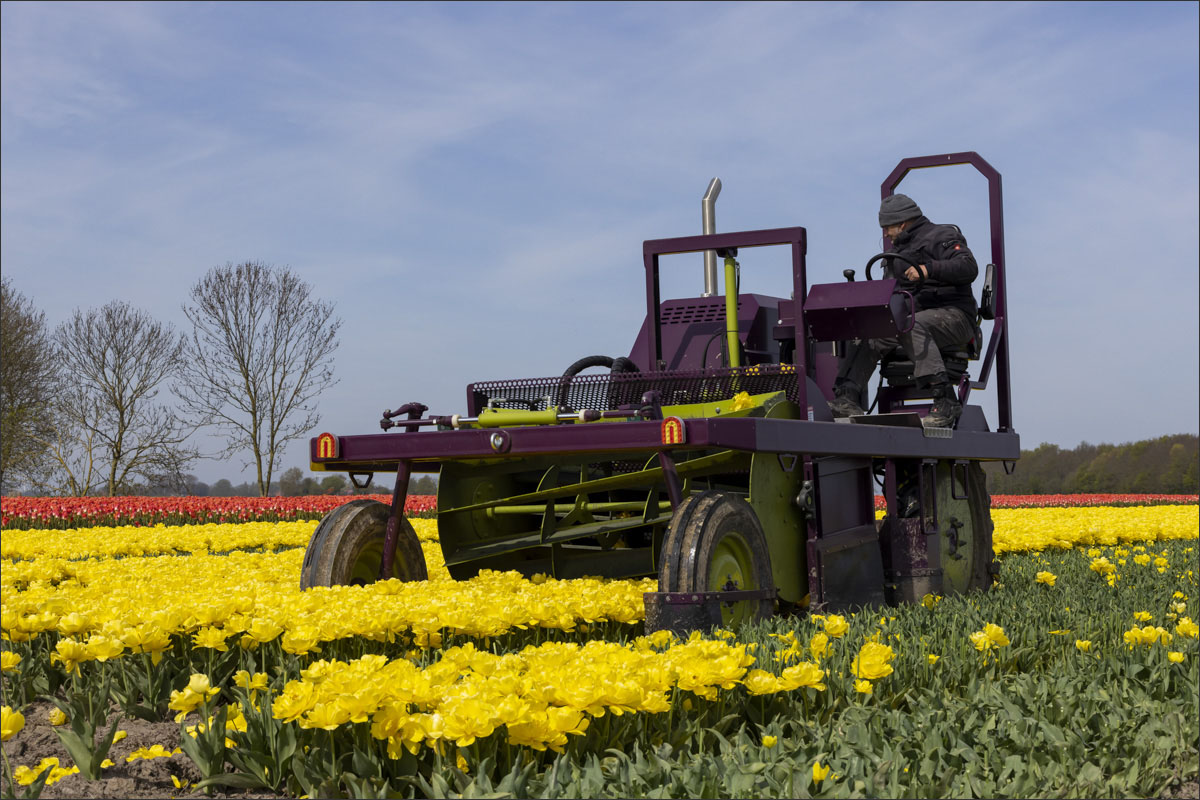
[882, 517, 944, 604]
[815, 523, 886, 611]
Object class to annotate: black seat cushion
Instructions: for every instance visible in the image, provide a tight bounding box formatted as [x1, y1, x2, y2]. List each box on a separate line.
[880, 351, 970, 387]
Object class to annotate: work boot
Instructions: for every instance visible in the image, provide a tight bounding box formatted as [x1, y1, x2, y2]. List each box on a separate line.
[922, 383, 962, 429]
[829, 382, 866, 418]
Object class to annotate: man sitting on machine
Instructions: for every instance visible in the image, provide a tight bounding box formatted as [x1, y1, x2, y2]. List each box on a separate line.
[829, 194, 978, 428]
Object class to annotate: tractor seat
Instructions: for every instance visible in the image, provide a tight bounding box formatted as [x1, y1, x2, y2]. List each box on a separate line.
[878, 325, 981, 388]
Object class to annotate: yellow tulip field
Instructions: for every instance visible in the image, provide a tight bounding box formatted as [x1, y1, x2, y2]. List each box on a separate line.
[1, 503, 1197, 798]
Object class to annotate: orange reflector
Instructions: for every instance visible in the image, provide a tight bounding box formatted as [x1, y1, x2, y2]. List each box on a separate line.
[661, 416, 686, 445]
[315, 432, 339, 460]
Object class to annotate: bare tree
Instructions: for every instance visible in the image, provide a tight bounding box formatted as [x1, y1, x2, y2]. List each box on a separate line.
[178, 262, 342, 497]
[0, 278, 61, 494]
[39, 394, 104, 496]
[53, 301, 197, 496]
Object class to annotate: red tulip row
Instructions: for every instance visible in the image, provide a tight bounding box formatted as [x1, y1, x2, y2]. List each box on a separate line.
[2, 492, 1195, 530]
[0, 494, 436, 530]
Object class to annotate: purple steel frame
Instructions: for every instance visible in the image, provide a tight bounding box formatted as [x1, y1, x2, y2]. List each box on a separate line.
[881, 151, 1013, 433]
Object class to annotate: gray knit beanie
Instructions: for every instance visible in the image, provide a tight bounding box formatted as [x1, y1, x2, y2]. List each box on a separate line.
[878, 194, 922, 226]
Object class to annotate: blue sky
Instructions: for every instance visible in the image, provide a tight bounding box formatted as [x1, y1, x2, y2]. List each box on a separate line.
[3, 1, 1197, 485]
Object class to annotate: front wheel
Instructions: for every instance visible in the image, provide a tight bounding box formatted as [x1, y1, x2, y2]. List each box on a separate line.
[658, 491, 776, 627]
[300, 500, 428, 589]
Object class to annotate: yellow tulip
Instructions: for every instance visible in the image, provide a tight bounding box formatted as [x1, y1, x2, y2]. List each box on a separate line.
[743, 669, 783, 696]
[2, 705, 25, 741]
[983, 623, 1010, 647]
[823, 614, 849, 638]
[192, 627, 229, 651]
[50, 638, 93, 675]
[780, 661, 827, 691]
[808, 632, 829, 661]
[851, 642, 895, 680]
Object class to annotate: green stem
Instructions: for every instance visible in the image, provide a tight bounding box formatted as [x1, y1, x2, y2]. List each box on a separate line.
[2, 744, 16, 797]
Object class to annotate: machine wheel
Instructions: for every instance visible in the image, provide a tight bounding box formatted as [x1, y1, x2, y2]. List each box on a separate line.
[658, 491, 775, 627]
[935, 461, 993, 594]
[300, 499, 428, 589]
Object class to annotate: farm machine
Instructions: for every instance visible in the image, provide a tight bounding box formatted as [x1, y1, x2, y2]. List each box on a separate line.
[302, 152, 1019, 633]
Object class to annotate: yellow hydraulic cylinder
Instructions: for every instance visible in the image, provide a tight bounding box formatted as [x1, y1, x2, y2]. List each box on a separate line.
[475, 407, 562, 427]
[724, 256, 741, 368]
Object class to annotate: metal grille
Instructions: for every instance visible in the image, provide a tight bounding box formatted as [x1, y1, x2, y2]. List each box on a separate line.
[659, 299, 740, 324]
[469, 365, 802, 413]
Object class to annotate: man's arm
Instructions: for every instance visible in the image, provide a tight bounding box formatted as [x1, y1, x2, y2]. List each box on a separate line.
[923, 231, 978, 285]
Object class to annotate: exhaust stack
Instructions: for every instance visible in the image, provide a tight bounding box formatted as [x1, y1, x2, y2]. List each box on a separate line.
[701, 178, 721, 296]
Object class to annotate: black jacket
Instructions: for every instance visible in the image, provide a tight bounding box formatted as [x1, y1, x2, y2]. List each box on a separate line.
[887, 216, 978, 318]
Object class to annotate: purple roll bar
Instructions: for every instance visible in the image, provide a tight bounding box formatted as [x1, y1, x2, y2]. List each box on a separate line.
[881, 152, 1013, 433]
[642, 227, 809, 416]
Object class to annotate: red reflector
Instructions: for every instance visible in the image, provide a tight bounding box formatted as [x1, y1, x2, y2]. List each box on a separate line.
[315, 433, 339, 460]
[661, 417, 686, 445]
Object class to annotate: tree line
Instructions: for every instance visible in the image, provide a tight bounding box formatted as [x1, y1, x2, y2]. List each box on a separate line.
[1, 263, 341, 497]
[983, 434, 1198, 494]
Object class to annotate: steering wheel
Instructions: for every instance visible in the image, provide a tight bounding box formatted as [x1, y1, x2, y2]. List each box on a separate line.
[864, 252, 926, 291]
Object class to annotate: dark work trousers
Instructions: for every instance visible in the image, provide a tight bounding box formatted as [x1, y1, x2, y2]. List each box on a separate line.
[836, 306, 974, 391]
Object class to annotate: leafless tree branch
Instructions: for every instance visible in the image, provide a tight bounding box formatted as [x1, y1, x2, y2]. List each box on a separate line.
[178, 262, 341, 497]
[52, 300, 198, 496]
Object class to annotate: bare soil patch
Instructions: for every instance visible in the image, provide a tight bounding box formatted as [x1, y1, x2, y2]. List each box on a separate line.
[3, 700, 274, 799]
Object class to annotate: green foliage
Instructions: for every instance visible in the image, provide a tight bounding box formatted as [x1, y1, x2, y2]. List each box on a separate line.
[108, 652, 188, 723]
[985, 434, 1199, 494]
[177, 700, 228, 794]
[43, 672, 123, 781]
[200, 685, 296, 794]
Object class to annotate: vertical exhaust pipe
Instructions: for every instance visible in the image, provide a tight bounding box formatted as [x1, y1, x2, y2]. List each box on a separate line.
[701, 178, 721, 296]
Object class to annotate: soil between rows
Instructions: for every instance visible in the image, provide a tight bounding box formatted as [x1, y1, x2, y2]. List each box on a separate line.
[2, 700, 273, 799]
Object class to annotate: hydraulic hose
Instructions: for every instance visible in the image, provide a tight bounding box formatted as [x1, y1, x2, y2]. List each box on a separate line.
[557, 355, 641, 409]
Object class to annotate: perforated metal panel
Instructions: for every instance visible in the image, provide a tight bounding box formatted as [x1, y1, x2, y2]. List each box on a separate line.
[659, 300, 741, 325]
[468, 365, 802, 415]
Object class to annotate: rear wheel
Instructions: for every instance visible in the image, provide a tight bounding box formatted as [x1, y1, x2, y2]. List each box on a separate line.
[658, 491, 775, 627]
[935, 461, 993, 594]
[300, 500, 428, 588]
